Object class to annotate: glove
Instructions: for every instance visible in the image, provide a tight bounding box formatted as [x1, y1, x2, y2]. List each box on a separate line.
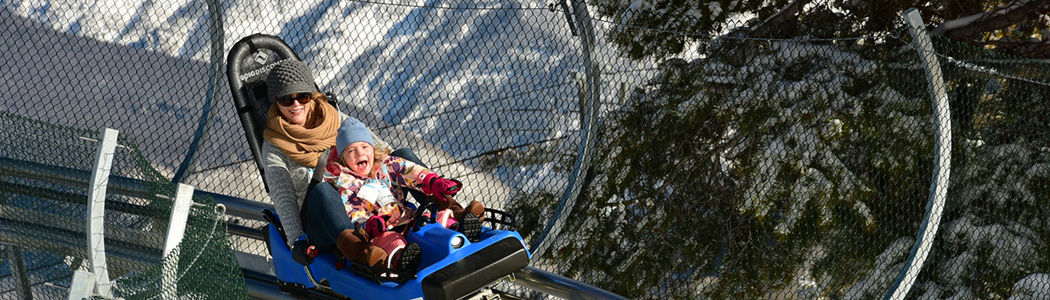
[291, 236, 316, 266]
[421, 173, 462, 201]
[364, 215, 386, 240]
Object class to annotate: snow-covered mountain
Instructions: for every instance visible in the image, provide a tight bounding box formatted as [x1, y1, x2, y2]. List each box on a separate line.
[0, 0, 638, 205]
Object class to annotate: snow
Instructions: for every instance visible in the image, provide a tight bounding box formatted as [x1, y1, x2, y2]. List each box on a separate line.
[842, 237, 911, 300]
[719, 40, 889, 234]
[705, 2, 720, 18]
[943, 215, 1044, 273]
[1009, 274, 1050, 300]
[619, 0, 644, 27]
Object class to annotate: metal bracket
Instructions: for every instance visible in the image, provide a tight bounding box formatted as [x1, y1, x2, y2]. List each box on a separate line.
[87, 128, 119, 298]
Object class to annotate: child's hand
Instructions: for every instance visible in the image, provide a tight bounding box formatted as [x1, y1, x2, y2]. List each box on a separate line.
[422, 174, 462, 200]
[364, 215, 386, 239]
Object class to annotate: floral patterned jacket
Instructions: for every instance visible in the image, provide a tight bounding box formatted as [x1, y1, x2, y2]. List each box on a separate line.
[322, 149, 437, 226]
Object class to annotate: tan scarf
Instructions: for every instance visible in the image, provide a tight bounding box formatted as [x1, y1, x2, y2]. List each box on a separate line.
[263, 100, 340, 167]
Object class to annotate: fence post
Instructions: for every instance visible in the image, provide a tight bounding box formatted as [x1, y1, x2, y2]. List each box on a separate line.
[161, 183, 196, 299]
[884, 8, 953, 300]
[68, 270, 96, 300]
[87, 128, 119, 298]
[529, 0, 601, 259]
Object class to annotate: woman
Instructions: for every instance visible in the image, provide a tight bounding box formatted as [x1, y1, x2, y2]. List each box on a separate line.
[260, 59, 388, 261]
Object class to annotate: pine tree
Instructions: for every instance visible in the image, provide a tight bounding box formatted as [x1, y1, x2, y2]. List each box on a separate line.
[509, 1, 1050, 298]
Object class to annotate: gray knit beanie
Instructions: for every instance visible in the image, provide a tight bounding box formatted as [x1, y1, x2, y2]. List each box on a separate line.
[267, 59, 319, 100]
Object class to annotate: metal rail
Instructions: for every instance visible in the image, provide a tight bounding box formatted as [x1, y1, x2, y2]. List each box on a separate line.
[510, 267, 628, 300]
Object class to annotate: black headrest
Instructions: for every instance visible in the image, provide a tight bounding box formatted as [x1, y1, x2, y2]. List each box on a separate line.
[226, 34, 304, 191]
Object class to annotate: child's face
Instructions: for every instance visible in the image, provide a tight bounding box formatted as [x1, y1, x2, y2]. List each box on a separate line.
[340, 141, 375, 177]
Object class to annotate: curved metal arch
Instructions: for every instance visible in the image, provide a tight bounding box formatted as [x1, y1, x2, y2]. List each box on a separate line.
[884, 8, 952, 300]
[528, 0, 601, 259]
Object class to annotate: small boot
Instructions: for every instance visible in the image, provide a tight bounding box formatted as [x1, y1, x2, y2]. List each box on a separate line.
[448, 200, 485, 242]
[456, 212, 482, 242]
[372, 231, 421, 272]
[465, 200, 486, 222]
[448, 200, 485, 222]
[336, 229, 387, 268]
[393, 242, 421, 272]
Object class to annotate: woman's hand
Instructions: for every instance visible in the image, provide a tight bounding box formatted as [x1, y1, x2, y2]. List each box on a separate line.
[291, 235, 316, 265]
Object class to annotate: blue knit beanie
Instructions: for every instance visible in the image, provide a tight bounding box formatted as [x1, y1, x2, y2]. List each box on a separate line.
[336, 117, 375, 155]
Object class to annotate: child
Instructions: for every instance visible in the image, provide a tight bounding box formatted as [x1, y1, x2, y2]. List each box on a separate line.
[326, 117, 485, 272]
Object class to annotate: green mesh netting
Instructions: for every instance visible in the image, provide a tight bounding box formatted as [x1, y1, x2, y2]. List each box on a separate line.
[111, 194, 247, 299]
[0, 111, 246, 299]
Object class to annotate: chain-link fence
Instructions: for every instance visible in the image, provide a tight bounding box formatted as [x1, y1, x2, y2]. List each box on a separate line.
[1, 0, 1047, 299]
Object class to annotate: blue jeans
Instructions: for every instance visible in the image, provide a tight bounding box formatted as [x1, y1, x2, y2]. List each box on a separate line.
[303, 183, 351, 251]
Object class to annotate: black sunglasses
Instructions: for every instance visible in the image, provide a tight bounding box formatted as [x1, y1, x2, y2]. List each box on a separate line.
[276, 93, 313, 107]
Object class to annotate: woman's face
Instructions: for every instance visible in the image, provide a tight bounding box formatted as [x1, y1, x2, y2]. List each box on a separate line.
[341, 141, 375, 177]
[277, 93, 313, 125]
